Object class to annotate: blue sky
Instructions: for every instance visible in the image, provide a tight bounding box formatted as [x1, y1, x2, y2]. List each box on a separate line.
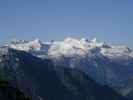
[0, 0, 133, 48]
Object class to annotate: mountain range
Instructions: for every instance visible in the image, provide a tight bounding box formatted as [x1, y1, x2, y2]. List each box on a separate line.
[0, 37, 133, 100]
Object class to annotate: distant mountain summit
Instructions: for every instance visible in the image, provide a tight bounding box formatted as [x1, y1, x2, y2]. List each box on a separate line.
[6, 37, 133, 59]
[9, 38, 42, 51]
[1, 37, 133, 99]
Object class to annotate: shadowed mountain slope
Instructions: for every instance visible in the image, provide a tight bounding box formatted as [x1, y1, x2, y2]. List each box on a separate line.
[0, 48, 130, 100]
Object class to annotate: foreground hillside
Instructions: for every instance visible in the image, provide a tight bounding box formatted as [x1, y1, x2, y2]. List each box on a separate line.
[0, 80, 30, 100]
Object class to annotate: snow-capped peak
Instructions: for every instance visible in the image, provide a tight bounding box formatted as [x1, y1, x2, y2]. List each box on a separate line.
[48, 37, 112, 57]
[91, 38, 97, 43]
[28, 38, 42, 51]
[5, 37, 133, 60]
[48, 37, 87, 57]
[9, 38, 42, 51]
